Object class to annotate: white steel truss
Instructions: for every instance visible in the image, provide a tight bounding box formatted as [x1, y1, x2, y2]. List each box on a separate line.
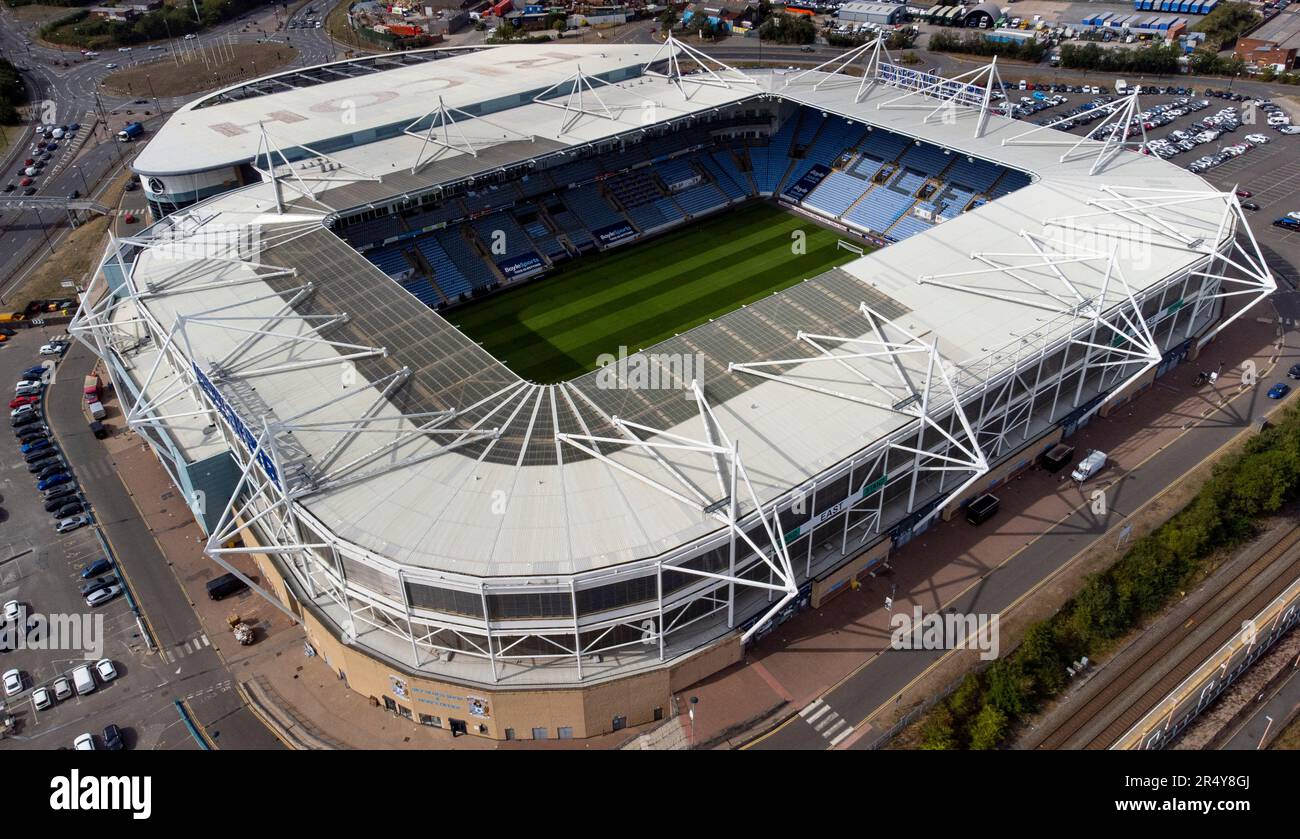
[556, 380, 799, 642]
[919, 234, 1164, 421]
[1044, 186, 1276, 348]
[1000, 89, 1147, 175]
[783, 35, 894, 103]
[729, 305, 989, 523]
[531, 65, 659, 134]
[403, 96, 532, 174]
[875, 58, 1006, 139]
[642, 33, 757, 101]
[252, 123, 382, 213]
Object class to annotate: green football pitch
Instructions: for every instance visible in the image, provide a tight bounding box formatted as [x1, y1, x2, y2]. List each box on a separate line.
[449, 202, 866, 382]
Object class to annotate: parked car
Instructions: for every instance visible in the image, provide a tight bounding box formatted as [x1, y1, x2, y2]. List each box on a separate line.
[32, 686, 53, 711]
[55, 514, 89, 534]
[95, 659, 118, 682]
[39, 474, 72, 491]
[1288, 363, 1300, 380]
[52, 677, 72, 701]
[81, 558, 112, 578]
[73, 733, 95, 750]
[39, 343, 66, 356]
[54, 501, 85, 518]
[1070, 449, 1108, 483]
[103, 723, 124, 750]
[3, 668, 22, 696]
[3, 600, 19, 624]
[86, 585, 121, 607]
[79, 575, 117, 597]
[1241, 201, 1260, 211]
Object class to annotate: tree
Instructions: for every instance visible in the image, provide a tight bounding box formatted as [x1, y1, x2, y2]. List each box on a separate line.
[919, 704, 958, 749]
[967, 704, 1007, 750]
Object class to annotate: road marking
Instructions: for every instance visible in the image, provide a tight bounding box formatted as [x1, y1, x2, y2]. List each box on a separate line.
[799, 698, 854, 744]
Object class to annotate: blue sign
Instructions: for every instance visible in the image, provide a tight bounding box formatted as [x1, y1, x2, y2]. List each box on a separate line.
[593, 222, 635, 246]
[498, 251, 544, 279]
[782, 164, 831, 202]
[192, 363, 280, 487]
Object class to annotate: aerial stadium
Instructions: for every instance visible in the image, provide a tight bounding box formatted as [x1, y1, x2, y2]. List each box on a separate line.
[71, 37, 1276, 740]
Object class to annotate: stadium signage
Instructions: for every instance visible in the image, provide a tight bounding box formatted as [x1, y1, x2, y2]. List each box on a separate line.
[192, 363, 281, 487]
[498, 251, 545, 279]
[782, 164, 831, 202]
[782, 477, 887, 544]
[593, 222, 636, 246]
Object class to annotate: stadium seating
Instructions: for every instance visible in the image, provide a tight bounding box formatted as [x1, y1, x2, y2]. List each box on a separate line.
[331, 104, 1035, 313]
[804, 170, 870, 218]
[415, 236, 472, 299]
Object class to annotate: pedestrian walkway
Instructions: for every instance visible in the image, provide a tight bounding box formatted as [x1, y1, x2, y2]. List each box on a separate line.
[799, 699, 854, 747]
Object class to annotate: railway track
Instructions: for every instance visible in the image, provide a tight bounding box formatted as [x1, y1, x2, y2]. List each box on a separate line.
[1035, 525, 1300, 750]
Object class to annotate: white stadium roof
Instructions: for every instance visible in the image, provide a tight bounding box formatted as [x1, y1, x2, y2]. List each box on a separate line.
[100, 43, 1271, 583]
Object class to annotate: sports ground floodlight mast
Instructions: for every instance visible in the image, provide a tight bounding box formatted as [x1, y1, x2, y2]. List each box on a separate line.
[1044, 185, 1277, 349]
[1000, 89, 1148, 175]
[556, 380, 799, 642]
[729, 304, 989, 523]
[782, 34, 894, 104]
[642, 33, 757, 101]
[874, 57, 1006, 139]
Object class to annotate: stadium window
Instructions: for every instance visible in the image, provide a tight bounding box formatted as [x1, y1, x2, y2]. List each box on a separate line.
[419, 714, 442, 728]
[612, 715, 627, 731]
[398, 705, 413, 720]
[558, 727, 573, 740]
[531, 727, 548, 740]
[654, 707, 664, 722]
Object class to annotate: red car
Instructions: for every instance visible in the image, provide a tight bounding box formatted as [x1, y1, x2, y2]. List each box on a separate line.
[19, 177, 32, 187]
[1236, 189, 1252, 198]
[9, 395, 39, 409]
[23, 158, 34, 166]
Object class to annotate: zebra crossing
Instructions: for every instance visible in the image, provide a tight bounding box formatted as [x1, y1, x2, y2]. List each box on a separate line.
[161, 633, 211, 663]
[799, 698, 854, 747]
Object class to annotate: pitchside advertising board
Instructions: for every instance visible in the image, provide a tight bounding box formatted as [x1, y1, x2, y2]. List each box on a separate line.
[593, 221, 636, 246]
[497, 251, 544, 279]
[192, 363, 280, 487]
[782, 164, 831, 202]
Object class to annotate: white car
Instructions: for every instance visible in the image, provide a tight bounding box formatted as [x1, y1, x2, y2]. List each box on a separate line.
[105, 62, 118, 70]
[117, 46, 132, 52]
[10, 404, 35, 418]
[52, 676, 72, 701]
[1245, 133, 1269, 144]
[74, 733, 95, 750]
[39, 343, 66, 356]
[32, 686, 53, 711]
[95, 658, 118, 682]
[184, 33, 196, 40]
[3, 600, 19, 624]
[1279, 125, 1300, 135]
[3, 668, 22, 697]
[86, 585, 121, 607]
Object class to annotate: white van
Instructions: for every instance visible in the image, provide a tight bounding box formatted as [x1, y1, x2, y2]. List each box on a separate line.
[72, 664, 96, 695]
[1071, 449, 1107, 483]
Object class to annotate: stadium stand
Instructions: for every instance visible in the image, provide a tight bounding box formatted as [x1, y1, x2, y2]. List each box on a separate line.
[334, 105, 1031, 310]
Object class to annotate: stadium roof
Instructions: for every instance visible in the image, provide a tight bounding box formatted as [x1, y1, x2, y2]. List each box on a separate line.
[109, 44, 1264, 581]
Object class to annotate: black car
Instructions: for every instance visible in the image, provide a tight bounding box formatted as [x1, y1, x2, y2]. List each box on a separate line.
[1240, 201, 1260, 211]
[1288, 363, 1300, 380]
[44, 486, 78, 504]
[37, 463, 65, 480]
[67, 189, 80, 200]
[24, 446, 55, 464]
[54, 501, 84, 518]
[80, 575, 117, 596]
[21, 187, 36, 196]
[103, 724, 124, 751]
[2, 184, 13, 193]
[11, 413, 40, 428]
[16, 428, 48, 443]
[44, 494, 77, 512]
[27, 457, 59, 474]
